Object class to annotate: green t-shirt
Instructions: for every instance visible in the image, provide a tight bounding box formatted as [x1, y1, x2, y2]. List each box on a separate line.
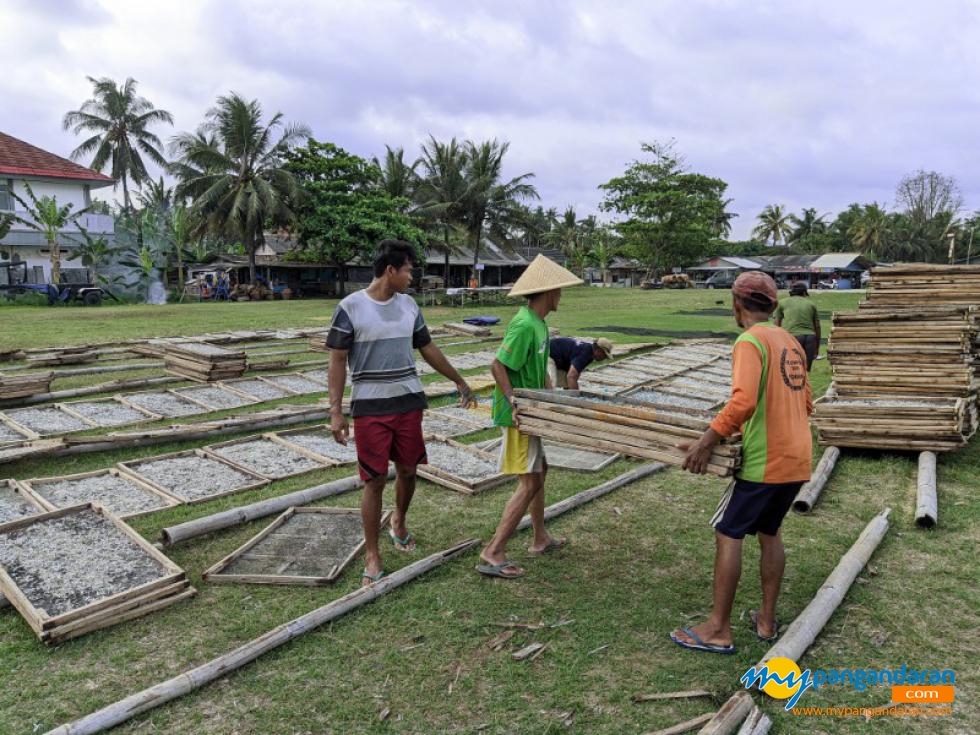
[491, 306, 550, 427]
[774, 296, 819, 336]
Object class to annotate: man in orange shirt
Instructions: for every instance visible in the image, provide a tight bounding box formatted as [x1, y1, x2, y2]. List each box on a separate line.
[671, 271, 813, 654]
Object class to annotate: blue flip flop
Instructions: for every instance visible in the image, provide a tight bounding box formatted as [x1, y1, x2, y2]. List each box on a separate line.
[361, 569, 385, 584]
[670, 627, 736, 655]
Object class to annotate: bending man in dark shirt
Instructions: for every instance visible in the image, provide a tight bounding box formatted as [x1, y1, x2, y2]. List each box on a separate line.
[548, 337, 612, 390]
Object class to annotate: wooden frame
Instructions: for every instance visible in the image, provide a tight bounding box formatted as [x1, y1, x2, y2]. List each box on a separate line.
[116, 390, 203, 418]
[256, 372, 327, 395]
[0, 478, 47, 519]
[117, 449, 269, 504]
[170, 385, 257, 412]
[0, 503, 193, 643]
[202, 507, 390, 586]
[216, 378, 296, 402]
[417, 437, 511, 495]
[0, 413, 39, 444]
[202, 434, 333, 481]
[0, 405, 97, 435]
[269, 424, 357, 465]
[57, 397, 161, 428]
[18, 468, 181, 520]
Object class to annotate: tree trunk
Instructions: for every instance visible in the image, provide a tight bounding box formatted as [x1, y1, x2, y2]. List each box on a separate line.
[121, 175, 131, 212]
[49, 233, 61, 286]
[443, 225, 451, 286]
[472, 224, 482, 285]
[247, 230, 257, 284]
[336, 262, 346, 298]
[177, 249, 185, 292]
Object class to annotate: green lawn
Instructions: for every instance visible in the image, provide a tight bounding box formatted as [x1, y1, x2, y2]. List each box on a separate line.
[0, 288, 976, 734]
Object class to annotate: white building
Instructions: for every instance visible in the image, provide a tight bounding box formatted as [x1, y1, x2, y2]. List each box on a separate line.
[0, 131, 115, 284]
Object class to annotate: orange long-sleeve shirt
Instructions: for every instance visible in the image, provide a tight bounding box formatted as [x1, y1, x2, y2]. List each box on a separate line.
[710, 323, 813, 483]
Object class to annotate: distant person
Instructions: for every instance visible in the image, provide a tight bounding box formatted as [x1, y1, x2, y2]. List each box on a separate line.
[477, 255, 583, 579]
[327, 240, 474, 587]
[673, 271, 812, 654]
[548, 337, 613, 390]
[774, 282, 820, 371]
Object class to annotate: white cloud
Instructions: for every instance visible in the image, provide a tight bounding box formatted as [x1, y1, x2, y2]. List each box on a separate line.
[2, 0, 979, 235]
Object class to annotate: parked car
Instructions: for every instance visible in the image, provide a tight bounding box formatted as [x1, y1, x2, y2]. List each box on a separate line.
[704, 271, 737, 289]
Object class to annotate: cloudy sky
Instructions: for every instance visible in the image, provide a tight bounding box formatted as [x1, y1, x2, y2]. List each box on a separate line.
[3, 0, 979, 238]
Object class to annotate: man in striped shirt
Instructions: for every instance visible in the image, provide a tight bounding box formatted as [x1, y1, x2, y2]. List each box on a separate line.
[328, 240, 473, 586]
[671, 271, 813, 654]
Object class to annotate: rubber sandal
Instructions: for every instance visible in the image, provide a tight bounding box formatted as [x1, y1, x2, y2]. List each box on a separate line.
[528, 537, 567, 556]
[669, 627, 736, 655]
[389, 529, 415, 552]
[361, 569, 385, 584]
[748, 609, 781, 642]
[475, 560, 524, 579]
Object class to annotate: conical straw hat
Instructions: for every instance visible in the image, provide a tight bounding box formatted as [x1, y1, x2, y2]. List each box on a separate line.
[508, 254, 584, 297]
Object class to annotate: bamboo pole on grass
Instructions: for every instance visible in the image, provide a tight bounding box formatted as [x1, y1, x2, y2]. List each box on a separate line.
[697, 692, 753, 734]
[44, 538, 479, 735]
[915, 452, 938, 529]
[758, 508, 892, 668]
[161, 470, 392, 545]
[516, 462, 665, 531]
[792, 447, 841, 513]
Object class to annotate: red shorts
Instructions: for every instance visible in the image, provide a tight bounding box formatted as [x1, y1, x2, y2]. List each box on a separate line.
[353, 410, 427, 481]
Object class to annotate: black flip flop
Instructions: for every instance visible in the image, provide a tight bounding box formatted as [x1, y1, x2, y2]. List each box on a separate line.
[475, 560, 524, 579]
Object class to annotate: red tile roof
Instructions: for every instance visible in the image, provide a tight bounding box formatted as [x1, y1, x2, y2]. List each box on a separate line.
[0, 131, 115, 185]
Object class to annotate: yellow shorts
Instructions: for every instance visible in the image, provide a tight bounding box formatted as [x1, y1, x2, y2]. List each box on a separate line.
[498, 427, 546, 475]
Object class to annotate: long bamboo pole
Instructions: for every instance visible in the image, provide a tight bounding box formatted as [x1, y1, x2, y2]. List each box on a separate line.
[792, 447, 841, 513]
[516, 462, 665, 531]
[0, 377, 182, 408]
[915, 452, 938, 529]
[758, 508, 892, 668]
[697, 692, 753, 734]
[44, 538, 478, 735]
[161, 470, 390, 546]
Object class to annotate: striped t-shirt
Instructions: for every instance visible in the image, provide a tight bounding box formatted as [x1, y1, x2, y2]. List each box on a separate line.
[326, 290, 431, 417]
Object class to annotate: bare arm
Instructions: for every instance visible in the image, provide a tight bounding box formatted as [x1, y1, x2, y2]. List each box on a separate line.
[566, 365, 581, 390]
[328, 348, 350, 444]
[419, 341, 474, 406]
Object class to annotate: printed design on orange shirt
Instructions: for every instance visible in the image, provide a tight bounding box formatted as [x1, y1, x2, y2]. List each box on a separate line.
[779, 347, 807, 391]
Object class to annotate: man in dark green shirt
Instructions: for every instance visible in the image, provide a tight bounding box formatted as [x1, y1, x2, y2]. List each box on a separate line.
[774, 281, 821, 370]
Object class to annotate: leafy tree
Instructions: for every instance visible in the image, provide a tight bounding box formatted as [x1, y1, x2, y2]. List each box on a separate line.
[168, 204, 194, 291]
[0, 212, 13, 241]
[546, 207, 587, 272]
[460, 139, 538, 280]
[416, 137, 470, 279]
[63, 77, 173, 211]
[171, 93, 310, 283]
[752, 204, 793, 248]
[11, 183, 91, 284]
[373, 146, 419, 205]
[138, 177, 175, 212]
[286, 139, 425, 296]
[590, 226, 617, 285]
[599, 141, 730, 271]
[847, 202, 889, 255]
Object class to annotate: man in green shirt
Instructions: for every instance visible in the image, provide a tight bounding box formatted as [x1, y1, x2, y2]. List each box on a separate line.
[477, 255, 583, 579]
[774, 281, 821, 370]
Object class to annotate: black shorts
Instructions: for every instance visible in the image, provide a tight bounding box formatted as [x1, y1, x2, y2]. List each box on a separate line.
[711, 478, 804, 539]
[794, 334, 819, 371]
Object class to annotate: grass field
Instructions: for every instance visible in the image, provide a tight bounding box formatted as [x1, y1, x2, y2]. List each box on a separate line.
[0, 288, 977, 734]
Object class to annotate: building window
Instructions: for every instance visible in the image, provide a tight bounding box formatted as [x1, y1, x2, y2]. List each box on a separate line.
[0, 182, 11, 211]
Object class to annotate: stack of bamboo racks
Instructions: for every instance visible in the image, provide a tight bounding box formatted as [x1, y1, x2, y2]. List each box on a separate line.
[164, 343, 247, 382]
[0, 371, 54, 400]
[26, 347, 97, 367]
[814, 265, 980, 451]
[513, 388, 741, 477]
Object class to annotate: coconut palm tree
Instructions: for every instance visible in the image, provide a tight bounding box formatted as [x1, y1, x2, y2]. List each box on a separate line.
[752, 204, 794, 248]
[848, 203, 889, 254]
[373, 145, 419, 206]
[546, 207, 587, 272]
[417, 137, 470, 283]
[63, 77, 173, 211]
[11, 183, 91, 285]
[591, 227, 616, 285]
[459, 139, 538, 282]
[170, 94, 310, 283]
[138, 177, 175, 212]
